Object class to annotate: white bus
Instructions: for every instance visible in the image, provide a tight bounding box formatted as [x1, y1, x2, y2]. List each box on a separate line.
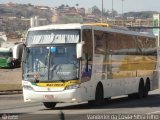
[22, 23, 158, 109]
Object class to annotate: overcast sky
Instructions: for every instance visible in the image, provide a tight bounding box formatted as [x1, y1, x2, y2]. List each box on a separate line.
[1, 0, 160, 13]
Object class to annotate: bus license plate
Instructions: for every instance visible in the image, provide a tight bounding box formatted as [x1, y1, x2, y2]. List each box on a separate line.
[44, 95, 54, 100]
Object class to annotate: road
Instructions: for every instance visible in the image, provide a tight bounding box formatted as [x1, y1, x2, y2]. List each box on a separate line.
[0, 90, 160, 120]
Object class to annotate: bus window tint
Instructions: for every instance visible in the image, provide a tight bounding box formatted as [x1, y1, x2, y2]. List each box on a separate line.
[81, 29, 93, 82]
[94, 31, 107, 54]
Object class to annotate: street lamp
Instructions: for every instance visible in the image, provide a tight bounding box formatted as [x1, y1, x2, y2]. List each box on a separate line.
[112, 0, 114, 19]
[121, 0, 124, 19]
[101, 0, 103, 23]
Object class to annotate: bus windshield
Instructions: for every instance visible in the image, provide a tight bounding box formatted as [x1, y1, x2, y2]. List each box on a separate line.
[23, 45, 79, 82]
[0, 52, 12, 58]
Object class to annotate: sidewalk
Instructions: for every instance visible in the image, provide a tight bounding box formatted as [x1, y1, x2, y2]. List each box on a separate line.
[0, 68, 22, 92]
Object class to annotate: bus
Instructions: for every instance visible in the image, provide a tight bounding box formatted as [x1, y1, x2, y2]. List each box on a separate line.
[22, 23, 158, 109]
[0, 43, 23, 68]
[0, 48, 13, 68]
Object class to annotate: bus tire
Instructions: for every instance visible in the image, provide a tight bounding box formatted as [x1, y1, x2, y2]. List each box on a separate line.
[43, 102, 56, 109]
[128, 93, 137, 99]
[88, 83, 104, 106]
[137, 80, 145, 99]
[9, 62, 14, 69]
[144, 79, 150, 97]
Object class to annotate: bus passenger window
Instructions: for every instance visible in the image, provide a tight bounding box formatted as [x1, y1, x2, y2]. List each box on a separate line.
[82, 54, 92, 77]
[81, 29, 93, 82]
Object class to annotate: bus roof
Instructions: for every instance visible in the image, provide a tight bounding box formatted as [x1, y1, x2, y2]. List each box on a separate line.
[28, 23, 156, 38]
[28, 23, 110, 31]
[28, 23, 85, 31]
[0, 48, 12, 52]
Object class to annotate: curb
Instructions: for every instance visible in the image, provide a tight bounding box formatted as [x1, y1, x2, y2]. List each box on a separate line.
[0, 90, 22, 95]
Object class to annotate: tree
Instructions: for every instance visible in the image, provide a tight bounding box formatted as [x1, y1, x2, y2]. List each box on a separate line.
[92, 5, 101, 15]
[58, 4, 65, 9]
[66, 4, 69, 7]
[76, 4, 79, 7]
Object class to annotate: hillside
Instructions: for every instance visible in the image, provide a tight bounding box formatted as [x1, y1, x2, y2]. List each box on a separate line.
[0, 3, 52, 22]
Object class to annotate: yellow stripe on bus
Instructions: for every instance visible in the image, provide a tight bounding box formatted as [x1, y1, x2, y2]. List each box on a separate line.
[34, 80, 79, 88]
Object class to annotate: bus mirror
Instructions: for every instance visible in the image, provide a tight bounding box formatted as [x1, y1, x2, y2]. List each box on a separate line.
[76, 43, 83, 59]
[23, 43, 26, 48]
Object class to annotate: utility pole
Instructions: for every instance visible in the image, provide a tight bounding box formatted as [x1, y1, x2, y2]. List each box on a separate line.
[121, 0, 125, 26]
[101, 0, 103, 23]
[121, 0, 124, 19]
[112, 0, 114, 19]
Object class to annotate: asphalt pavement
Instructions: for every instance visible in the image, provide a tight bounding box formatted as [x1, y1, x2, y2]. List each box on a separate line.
[0, 89, 160, 120]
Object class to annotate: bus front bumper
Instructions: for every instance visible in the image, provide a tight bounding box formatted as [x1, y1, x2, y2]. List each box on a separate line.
[23, 88, 82, 103]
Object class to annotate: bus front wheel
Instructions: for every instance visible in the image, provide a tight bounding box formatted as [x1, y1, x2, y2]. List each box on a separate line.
[88, 83, 104, 106]
[43, 102, 56, 109]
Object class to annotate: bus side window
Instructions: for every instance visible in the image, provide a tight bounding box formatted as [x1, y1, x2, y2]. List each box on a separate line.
[81, 29, 93, 81]
[82, 53, 92, 77]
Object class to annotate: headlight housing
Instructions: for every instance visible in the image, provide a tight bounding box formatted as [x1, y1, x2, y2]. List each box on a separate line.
[7, 57, 13, 63]
[65, 84, 80, 90]
[23, 85, 34, 91]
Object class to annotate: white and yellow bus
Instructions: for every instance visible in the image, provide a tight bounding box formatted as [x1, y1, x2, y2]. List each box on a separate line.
[22, 23, 158, 109]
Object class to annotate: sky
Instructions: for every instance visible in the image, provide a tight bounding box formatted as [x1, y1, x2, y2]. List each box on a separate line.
[1, 0, 160, 13]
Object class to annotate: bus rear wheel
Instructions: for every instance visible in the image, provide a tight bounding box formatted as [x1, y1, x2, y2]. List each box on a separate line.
[128, 80, 145, 99]
[43, 102, 56, 109]
[144, 80, 150, 97]
[136, 80, 145, 99]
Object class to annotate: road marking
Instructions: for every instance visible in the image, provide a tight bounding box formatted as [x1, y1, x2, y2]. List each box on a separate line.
[147, 111, 160, 114]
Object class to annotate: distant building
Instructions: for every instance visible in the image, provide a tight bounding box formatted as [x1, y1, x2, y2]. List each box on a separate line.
[78, 8, 85, 16]
[6, 2, 16, 7]
[36, 5, 50, 10]
[58, 6, 78, 16]
[86, 8, 93, 14]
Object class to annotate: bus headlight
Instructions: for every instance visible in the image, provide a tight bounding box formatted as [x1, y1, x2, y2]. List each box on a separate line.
[65, 84, 80, 90]
[23, 85, 34, 91]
